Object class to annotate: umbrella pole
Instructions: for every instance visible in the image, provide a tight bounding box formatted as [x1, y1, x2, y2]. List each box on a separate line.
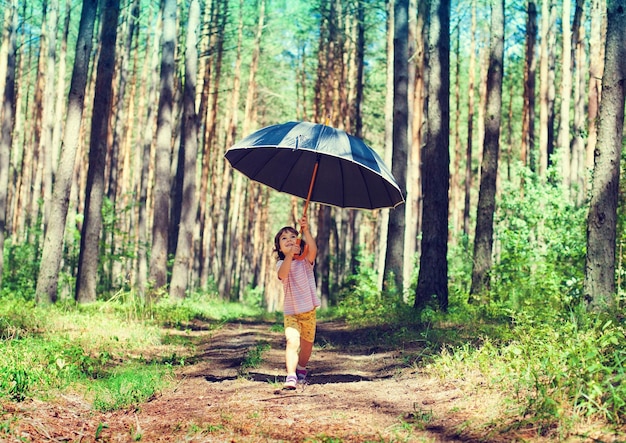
[294, 157, 320, 260]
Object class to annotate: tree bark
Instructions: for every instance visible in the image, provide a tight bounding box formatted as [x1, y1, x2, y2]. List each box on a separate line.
[558, 0, 572, 189]
[0, 0, 18, 289]
[76, 0, 121, 304]
[415, 0, 450, 310]
[170, 0, 200, 300]
[521, 1, 536, 172]
[149, 0, 177, 292]
[584, 0, 626, 313]
[383, 0, 409, 296]
[35, 0, 97, 304]
[464, 0, 477, 237]
[469, 0, 504, 301]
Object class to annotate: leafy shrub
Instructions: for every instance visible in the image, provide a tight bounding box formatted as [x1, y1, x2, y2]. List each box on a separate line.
[489, 172, 586, 319]
[336, 252, 404, 325]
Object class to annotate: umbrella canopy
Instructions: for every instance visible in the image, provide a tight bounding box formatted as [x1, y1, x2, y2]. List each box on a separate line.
[224, 121, 404, 210]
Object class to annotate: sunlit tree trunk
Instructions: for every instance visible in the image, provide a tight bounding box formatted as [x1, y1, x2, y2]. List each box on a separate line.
[207, 0, 228, 296]
[236, 0, 266, 301]
[135, 5, 160, 297]
[170, 0, 200, 300]
[377, 0, 394, 290]
[584, 0, 626, 313]
[384, 0, 408, 296]
[463, 0, 477, 237]
[0, 0, 18, 289]
[571, 0, 585, 204]
[415, 0, 450, 310]
[521, 0, 536, 172]
[469, 0, 504, 301]
[451, 23, 461, 238]
[538, 0, 556, 176]
[35, 0, 97, 304]
[221, 0, 244, 299]
[76, 0, 121, 304]
[104, 0, 140, 287]
[149, 0, 176, 292]
[40, 0, 58, 223]
[585, 0, 605, 193]
[558, 0, 572, 189]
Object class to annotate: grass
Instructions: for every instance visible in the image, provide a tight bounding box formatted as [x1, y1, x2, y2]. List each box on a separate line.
[0, 291, 265, 411]
[0, 290, 625, 441]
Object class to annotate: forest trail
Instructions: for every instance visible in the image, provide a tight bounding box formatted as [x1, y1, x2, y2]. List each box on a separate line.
[5, 320, 572, 442]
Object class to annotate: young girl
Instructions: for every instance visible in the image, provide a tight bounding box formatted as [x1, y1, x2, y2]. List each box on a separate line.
[274, 215, 320, 390]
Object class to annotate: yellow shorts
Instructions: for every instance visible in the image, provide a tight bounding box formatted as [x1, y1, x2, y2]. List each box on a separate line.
[284, 309, 317, 343]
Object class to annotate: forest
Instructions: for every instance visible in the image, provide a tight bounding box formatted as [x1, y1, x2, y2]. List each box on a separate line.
[1, 0, 626, 440]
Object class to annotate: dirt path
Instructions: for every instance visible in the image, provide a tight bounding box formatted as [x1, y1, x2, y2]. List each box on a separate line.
[5, 320, 553, 442]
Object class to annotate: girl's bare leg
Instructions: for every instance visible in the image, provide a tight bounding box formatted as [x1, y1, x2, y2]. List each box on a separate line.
[285, 327, 300, 375]
[298, 338, 314, 367]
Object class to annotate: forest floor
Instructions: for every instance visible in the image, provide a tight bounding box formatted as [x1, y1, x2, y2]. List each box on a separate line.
[2, 320, 624, 442]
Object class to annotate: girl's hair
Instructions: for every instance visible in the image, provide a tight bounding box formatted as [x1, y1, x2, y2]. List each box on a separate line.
[273, 226, 305, 260]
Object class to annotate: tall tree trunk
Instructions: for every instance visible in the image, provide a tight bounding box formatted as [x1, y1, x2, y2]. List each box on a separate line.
[0, 0, 18, 289]
[149, 0, 176, 292]
[463, 0, 477, 237]
[415, 0, 450, 310]
[584, 0, 626, 313]
[170, 0, 200, 300]
[521, 0, 536, 172]
[558, 0, 572, 189]
[135, 4, 160, 297]
[378, 0, 394, 290]
[76, 0, 120, 303]
[585, 0, 605, 194]
[35, 0, 98, 304]
[383, 0, 408, 295]
[538, 0, 556, 176]
[220, 0, 245, 299]
[571, 0, 586, 204]
[40, 0, 58, 223]
[469, 0, 504, 301]
[451, 22, 462, 237]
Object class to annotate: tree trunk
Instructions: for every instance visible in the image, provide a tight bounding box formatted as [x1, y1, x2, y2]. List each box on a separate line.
[571, 0, 586, 204]
[35, 0, 98, 304]
[149, 0, 177, 292]
[40, 0, 58, 223]
[558, 0, 572, 189]
[0, 0, 18, 289]
[584, 0, 626, 313]
[170, 0, 200, 300]
[469, 0, 504, 301]
[538, 0, 556, 176]
[415, 0, 450, 310]
[383, 0, 408, 296]
[585, 0, 605, 194]
[76, 0, 120, 304]
[135, 5, 159, 297]
[464, 0, 477, 237]
[521, 1, 536, 172]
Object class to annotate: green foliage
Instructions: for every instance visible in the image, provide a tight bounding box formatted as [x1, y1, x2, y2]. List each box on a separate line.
[335, 252, 406, 325]
[239, 340, 271, 376]
[91, 363, 172, 412]
[1, 236, 41, 300]
[488, 169, 587, 319]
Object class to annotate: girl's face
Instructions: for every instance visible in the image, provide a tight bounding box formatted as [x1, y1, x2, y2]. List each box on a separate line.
[278, 229, 300, 255]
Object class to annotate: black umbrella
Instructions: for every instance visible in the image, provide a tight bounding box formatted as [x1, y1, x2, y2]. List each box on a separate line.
[225, 121, 404, 210]
[225, 121, 404, 260]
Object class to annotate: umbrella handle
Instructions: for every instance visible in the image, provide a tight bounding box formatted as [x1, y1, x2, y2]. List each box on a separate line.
[293, 158, 320, 261]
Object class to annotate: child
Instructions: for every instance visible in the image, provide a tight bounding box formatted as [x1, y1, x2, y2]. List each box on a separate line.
[274, 215, 320, 390]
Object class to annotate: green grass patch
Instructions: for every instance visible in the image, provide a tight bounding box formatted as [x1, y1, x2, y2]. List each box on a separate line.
[91, 363, 173, 412]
